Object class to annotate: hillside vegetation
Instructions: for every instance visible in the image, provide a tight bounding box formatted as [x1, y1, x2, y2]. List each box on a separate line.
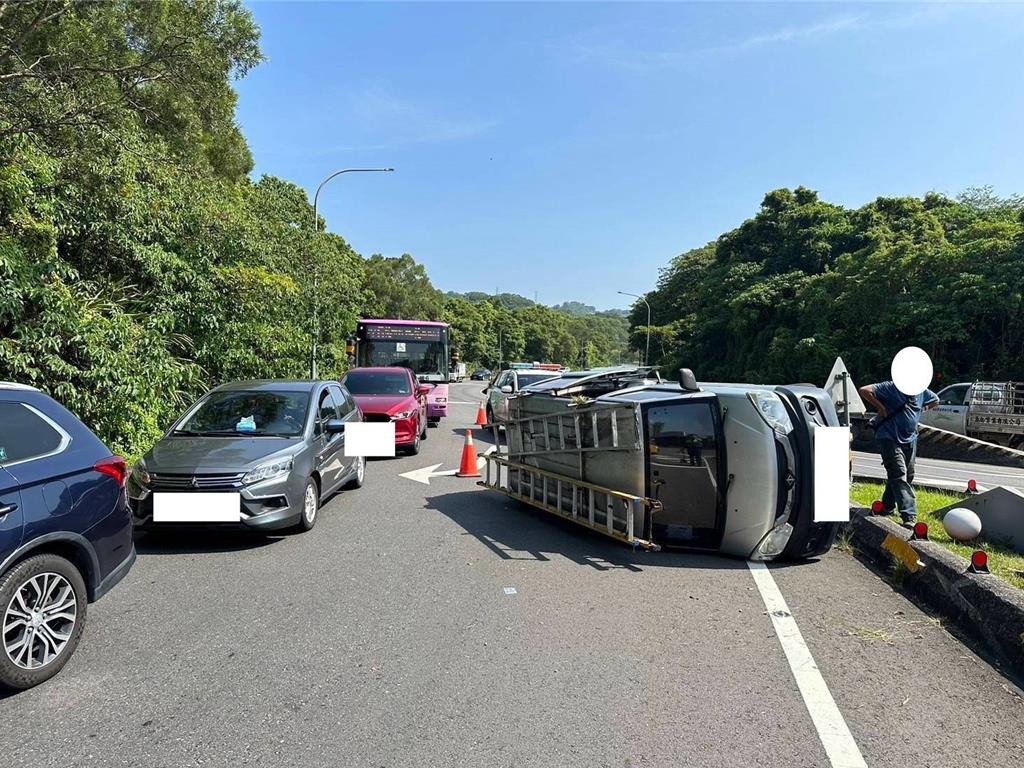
[625, 187, 1024, 386]
[0, 2, 630, 458]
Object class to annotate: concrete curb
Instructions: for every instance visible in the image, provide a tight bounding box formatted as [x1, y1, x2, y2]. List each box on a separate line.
[845, 506, 1024, 682]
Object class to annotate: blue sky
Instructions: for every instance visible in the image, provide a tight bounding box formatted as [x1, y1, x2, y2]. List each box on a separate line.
[236, 2, 1024, 310]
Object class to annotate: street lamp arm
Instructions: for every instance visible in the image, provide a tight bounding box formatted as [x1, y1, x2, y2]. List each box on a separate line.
[313, 167, 394, 231]
[308, 166, 394, 379]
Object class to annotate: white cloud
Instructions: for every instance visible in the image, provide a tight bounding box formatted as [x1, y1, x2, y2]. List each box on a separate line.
[562, 6, 956, 71]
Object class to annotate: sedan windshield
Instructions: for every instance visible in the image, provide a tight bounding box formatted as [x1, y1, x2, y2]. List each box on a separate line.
[343, 371, 412, 396]
[175, 391, 310, 437]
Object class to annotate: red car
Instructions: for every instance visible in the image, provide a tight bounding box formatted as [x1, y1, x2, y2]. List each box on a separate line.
[340, 367, 429, 455]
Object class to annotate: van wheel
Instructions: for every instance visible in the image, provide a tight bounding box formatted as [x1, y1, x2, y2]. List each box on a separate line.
[0, 554, 87, 690]
[295, 477, 319, 532]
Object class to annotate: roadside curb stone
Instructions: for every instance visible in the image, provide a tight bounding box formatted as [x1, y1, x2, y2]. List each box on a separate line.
[845, 506, 1024, 682]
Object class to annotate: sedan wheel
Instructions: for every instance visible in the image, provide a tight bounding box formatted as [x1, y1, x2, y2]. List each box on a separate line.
[407, 426, 421, 456]
[0, 555, 86, 690]
[346, 455, 365, 489]
[295, 477, 319, 532]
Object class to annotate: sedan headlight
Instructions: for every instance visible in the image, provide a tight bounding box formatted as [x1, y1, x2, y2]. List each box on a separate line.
[391, 410, 414, 421]
[748, 391, 794, 435]
[131, 459, 151, 487]
[242, 457, 293, 485]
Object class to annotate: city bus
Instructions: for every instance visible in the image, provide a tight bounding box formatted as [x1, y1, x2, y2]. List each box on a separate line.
[352, 319, 450, 425]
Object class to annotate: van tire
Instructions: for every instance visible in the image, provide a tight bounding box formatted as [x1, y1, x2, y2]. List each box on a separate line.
[0, 554, 88, 690]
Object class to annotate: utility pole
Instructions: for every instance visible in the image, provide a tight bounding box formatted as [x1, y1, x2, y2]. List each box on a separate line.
[617, 290, 652, 367]
[309, 167, 394, 379]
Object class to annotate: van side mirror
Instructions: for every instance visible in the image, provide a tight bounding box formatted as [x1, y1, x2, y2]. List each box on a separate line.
[325, 418, 346, 435]
[678, 368, 699, 392]
[500, 385, 513, 394]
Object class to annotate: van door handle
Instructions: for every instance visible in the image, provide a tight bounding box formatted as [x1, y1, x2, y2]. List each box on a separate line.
[0, 503, 17, 518]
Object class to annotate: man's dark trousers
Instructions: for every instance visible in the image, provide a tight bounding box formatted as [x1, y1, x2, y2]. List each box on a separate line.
[879, 438, 917, 523]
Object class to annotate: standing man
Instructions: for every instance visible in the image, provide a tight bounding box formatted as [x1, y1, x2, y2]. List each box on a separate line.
[858, 380, 939, 527]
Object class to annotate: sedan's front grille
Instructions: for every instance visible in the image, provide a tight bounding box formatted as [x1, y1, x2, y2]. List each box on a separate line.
[150, 472, 245, 491]
[361, 413, 392, 423]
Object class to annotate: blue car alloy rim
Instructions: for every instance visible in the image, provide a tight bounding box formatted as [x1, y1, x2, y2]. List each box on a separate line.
[4, 572, 78, 670]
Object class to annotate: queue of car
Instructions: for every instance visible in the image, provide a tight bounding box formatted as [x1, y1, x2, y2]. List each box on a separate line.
[0, 363, 439, 690]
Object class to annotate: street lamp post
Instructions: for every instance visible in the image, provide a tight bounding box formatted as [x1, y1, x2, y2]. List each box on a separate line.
[309, 167, 394, 378]
[618, 290, 651, 367]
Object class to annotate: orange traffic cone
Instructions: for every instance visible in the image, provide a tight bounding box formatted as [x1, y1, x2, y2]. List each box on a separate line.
[475, 402, 487, 427]
[456, 431, 482, 478]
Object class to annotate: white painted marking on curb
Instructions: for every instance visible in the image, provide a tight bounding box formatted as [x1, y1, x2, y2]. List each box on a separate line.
[503, 587, 517, 595]
[747, 561, 867, 768]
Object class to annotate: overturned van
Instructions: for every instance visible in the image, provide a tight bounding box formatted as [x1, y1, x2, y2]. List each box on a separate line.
[480, 367, 844, 560]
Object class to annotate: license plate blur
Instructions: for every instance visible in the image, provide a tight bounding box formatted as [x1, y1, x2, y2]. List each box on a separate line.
[153, 492, 241, 523]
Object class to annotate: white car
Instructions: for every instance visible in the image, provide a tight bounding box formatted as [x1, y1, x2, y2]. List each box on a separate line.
[484, 369, 559, 423]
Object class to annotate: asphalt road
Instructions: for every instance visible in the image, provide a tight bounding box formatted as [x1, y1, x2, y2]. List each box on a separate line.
[853, 451, 1024, 493]
[2, 381, 1023, 767]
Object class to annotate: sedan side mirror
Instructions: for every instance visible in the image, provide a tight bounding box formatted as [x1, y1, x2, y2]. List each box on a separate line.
[416, 385, 431, 397]
[325, 418, 346, 435]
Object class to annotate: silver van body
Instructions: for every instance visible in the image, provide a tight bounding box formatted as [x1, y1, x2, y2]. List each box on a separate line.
[486, 368, 840, 560]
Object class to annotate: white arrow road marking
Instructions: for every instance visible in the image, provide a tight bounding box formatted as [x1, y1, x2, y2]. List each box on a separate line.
[399, 446, 496, 485]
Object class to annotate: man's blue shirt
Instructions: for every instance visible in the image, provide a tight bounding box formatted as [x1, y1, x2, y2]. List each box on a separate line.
[872, 381, 938, 444]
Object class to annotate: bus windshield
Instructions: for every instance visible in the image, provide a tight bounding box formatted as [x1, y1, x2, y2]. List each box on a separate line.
[357, 340, 446, 376]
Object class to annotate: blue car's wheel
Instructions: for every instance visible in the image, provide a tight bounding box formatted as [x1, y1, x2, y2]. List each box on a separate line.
[0, 554, 87, 690]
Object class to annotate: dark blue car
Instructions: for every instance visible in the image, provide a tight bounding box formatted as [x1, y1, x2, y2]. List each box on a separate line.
[0, 382, 135, 690]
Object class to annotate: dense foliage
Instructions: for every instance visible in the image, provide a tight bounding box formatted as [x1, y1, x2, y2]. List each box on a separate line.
[626, 187, 1024, 387]
[0, 1, 366, 457]
[0, 2, 628, 458]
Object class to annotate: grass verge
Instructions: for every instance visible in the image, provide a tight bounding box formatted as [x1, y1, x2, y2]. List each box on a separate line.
[849, 482, 1024, 592]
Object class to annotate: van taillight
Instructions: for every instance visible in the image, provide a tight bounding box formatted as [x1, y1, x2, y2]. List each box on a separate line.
[95, 456, 128, 487]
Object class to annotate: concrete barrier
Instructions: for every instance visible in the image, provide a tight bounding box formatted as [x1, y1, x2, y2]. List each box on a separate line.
[846, 507, 1024, 683]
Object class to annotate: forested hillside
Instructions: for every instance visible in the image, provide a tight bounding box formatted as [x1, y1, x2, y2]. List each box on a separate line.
[0, 1, 629, 458]
[5, 3, 1019, 462]
[625, 187, 1024, 386]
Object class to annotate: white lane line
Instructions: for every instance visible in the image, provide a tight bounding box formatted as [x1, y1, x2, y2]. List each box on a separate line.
[447, 401, 480, 405]
[747, 562, 867, 768]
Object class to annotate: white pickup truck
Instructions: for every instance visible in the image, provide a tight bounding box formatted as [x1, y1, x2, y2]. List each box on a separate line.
[920, 381, 1024, 449]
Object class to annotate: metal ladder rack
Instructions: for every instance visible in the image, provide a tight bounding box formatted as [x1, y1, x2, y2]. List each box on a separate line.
[482, 397, 660, 549]
[479, 453, 660, 551]
[493, 400, 641, 476]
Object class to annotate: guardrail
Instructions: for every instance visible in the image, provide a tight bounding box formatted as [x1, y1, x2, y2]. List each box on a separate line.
[851, 419, 1024, 469]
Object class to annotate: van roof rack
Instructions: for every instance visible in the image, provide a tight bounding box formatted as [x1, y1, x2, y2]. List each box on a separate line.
[521, 366, 663, 398]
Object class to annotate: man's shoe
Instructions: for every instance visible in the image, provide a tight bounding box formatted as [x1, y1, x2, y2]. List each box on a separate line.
[900, 519, 917, 531]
